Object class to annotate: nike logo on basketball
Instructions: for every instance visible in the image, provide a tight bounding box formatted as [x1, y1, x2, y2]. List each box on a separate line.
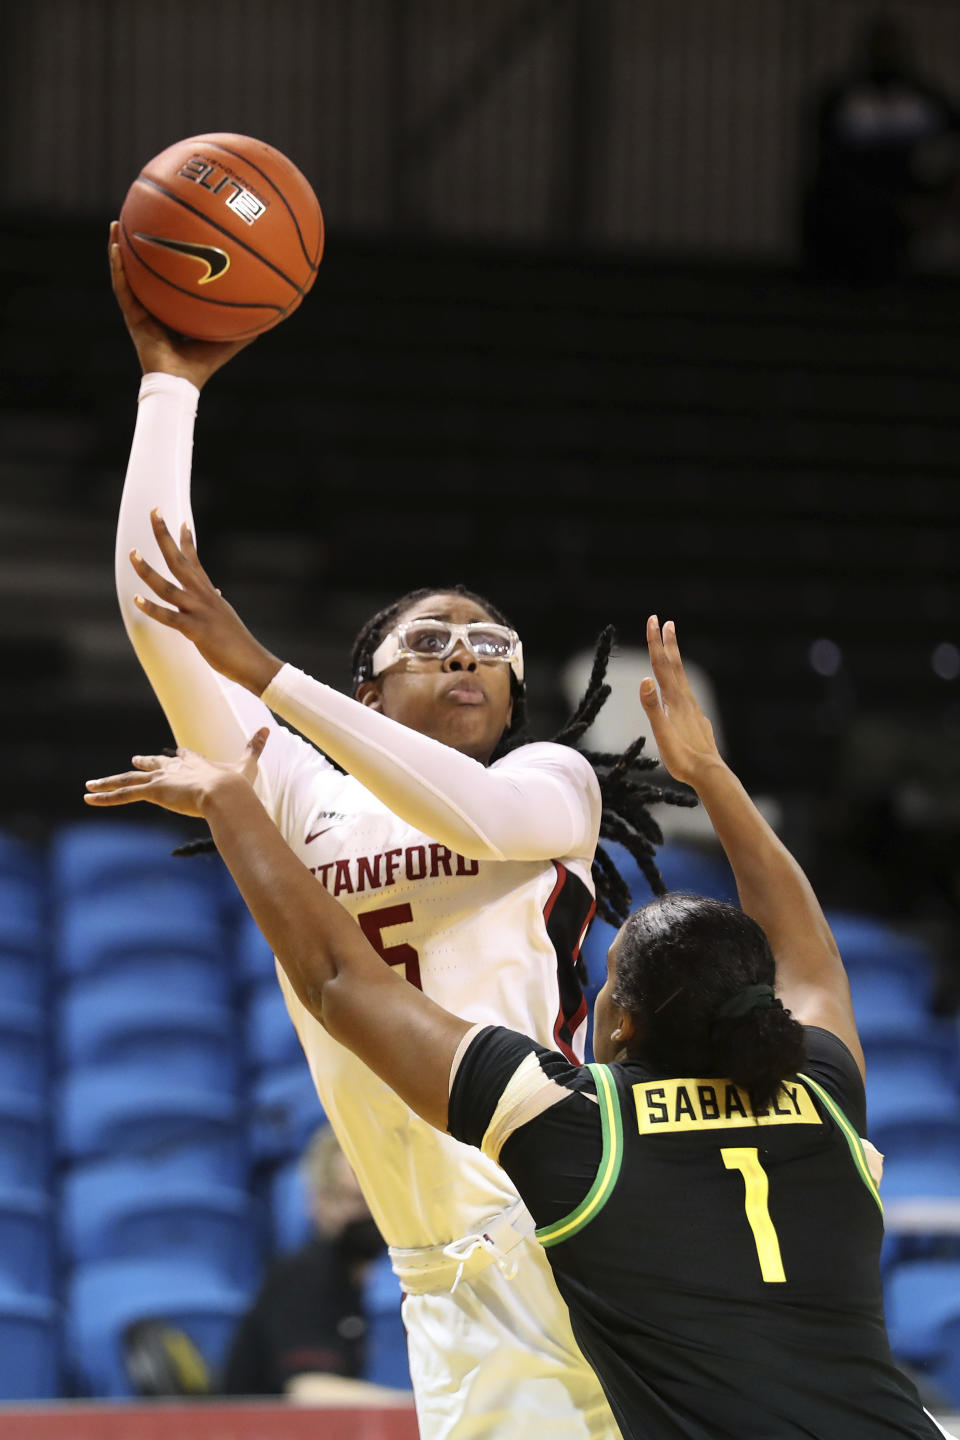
[134, 233, 231, 284]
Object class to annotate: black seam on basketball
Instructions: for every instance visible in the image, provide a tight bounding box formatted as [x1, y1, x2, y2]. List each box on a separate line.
[121, 216, 285, 319]
[135, 175, 305, 294]
[194, 141, 321, 275]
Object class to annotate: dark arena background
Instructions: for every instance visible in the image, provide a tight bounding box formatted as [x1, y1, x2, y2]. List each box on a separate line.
[0, 0, 959, 1433]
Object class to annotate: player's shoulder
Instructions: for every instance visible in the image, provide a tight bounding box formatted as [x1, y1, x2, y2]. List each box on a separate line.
[449, 1025, 595, 1155]
[799, 1025, 867, 1131]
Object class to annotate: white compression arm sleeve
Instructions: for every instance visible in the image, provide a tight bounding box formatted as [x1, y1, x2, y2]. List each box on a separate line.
[262, 665, 602, 863]
[115, 372, 273, 760]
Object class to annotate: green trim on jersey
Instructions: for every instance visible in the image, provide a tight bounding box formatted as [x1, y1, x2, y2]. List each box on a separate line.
[537, 1063, 624, 1248]
[798, 1072, 883, 1215]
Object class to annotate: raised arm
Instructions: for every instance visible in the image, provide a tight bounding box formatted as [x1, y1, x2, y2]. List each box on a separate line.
[127, 524, 601, 863]
[639, 616, 863, 1077]
[84, 738, 470, 1130]
[110, 228, 284, 767]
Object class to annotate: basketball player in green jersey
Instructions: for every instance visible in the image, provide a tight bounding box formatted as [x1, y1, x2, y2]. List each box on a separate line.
[86, 616, 956, 1440]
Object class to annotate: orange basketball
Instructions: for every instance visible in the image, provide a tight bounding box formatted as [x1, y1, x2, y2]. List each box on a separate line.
[118, 133, 324, 341]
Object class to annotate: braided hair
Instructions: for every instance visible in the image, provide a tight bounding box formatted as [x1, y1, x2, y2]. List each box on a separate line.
[352, 585, 695, 926]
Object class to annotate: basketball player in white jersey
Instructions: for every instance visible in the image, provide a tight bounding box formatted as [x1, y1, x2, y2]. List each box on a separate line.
[108, 228, 673, 1439]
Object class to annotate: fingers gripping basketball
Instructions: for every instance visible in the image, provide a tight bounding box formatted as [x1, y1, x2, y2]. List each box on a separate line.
[118, 132, 324, 341]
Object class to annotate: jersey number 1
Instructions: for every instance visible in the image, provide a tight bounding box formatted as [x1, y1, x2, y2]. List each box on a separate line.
[721, 1147, 786, 1283]
[357, 903, 423, 990]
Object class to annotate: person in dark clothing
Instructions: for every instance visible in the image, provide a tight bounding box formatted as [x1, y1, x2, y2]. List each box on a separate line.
[802, 12, 960, 282]
[86, 616, 956, 1440]
[221, 1126, 385, 1395]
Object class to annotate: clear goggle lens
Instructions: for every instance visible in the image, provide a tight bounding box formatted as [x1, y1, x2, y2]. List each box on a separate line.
[371, 619, 524, 681]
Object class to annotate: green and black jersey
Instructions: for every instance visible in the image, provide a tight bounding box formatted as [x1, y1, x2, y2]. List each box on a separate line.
[448, 1024, 944, 1440]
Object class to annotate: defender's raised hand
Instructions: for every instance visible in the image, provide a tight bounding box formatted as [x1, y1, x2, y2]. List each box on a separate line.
[639, 616, 724, 788]
[109, 221, 254, 389]
[85, 728, 269, 818]
[130, 509, 283, 695]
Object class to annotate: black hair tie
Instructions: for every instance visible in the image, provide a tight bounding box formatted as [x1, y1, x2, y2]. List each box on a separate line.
[712, 983, 775, 1025]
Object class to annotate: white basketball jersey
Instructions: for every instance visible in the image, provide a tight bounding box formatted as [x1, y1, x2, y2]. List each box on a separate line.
[256, 724, 597, 1249]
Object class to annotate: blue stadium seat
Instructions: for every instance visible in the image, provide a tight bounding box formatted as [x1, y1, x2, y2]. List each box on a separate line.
[59, 979, 239, 1091]
[0, 1003, 46, 1098]
[866, 1070, 960, 1135]
[655, 842, 737, 904]
[0, 1095, 49, 1191]
[244, 981, 302, 1073]
[362, 1252, 410, 1390]
[884, 1258, 960, 1386]
[870, 1116, 960, 1175]
[60, 1163, 263, 1289]
[863, 1029, 957, 1086]
[248, 1065, 324, 1168]
[879, 1147, 960, 1272]
[826, 912, 935, 995]
[56, 890, 225, 985]
[0, 831, 44, 888]
[932, 1310, 960, 1407]
[0, 1188, 53, 1296]
[66, 1258, 250, 1398]
[0, 876, 46, 1011]
[0, 1287, 58, 1400]
[0, 874, 44, 934]
[51, 821, 214, 901]
[849, 970, 931, 1042]
[57, 1068, 248, 1187]
[268, 1154, 313, 1253]
[0, 948, 46, 1014]
[236, 910, 275, 988]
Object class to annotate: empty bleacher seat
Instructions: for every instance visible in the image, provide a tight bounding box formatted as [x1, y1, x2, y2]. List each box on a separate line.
[866, 1069, 960, 1137]
[863, 1029, 957, 1086]
[0, 875, 47, 1011]
[0, 1095, 49, 1192]
[56, 889, 224, 977]
[66, 1258, 250, 1397]
[0, 1188, 53, 1296]
[0, 1287, 59, 1400]
[59, 979, 239, 1091]
[50, 821, 212, 902]
[0, 1003, 46, 1098]
[0, 831, 43, 888]
[870, 1116, 960, 1179]
[236, 910, 276, 989]
[880, 1147, 960, 1272]
[244, 981, 302, 1074]
[827, 912, 936, 995]
[884, 1257, 960, 1404]
[849, 970, 932, 1043]
[57, 1067, 248, 1187]
[60, 1163, 263, 1289]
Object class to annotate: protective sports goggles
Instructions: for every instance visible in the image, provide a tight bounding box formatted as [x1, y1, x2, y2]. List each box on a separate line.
[371, 619, 524, 683]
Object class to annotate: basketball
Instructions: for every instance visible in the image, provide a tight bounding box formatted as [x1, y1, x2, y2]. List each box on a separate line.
[118, 133, 324, 341]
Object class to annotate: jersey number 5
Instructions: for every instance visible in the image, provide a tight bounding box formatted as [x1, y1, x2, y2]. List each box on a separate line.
[358, 903, 423, 990]
[721, 1147, 786, 1283]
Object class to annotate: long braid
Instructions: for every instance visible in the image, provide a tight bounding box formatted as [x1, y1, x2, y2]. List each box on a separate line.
[555, 630, 696, 924]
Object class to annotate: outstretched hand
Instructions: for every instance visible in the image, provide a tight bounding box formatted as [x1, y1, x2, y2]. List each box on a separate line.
[639, 616, 724, 788]
[109, 220, 255, 389]
[130, 510, 282, 694]
[84, 728, 269, 818]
